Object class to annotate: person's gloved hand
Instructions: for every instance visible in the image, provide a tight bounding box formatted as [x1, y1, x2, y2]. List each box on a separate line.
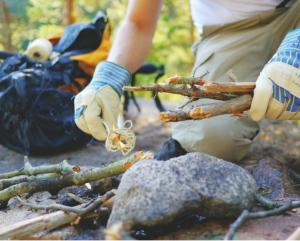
[249, 28, 300, 121]
[74, 61, 131, 140]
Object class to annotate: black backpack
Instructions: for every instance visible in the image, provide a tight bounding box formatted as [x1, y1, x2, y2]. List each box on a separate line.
[0, 13, 109, 155]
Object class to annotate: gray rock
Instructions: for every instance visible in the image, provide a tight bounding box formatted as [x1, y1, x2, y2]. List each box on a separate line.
[107, 153, 256, 228]
[247, 159, 284, 200]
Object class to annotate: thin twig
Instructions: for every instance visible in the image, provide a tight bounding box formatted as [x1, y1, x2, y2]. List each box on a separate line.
[17, 196, 86, 215]
[67, 193, 88, 204]
[224, 210, 249, 240]
[0, 191, 116, 240]
[17, 191, 115, 215]
[255, 193, 281, 209]
[202, 82, 255, 94]
[224, 200, 300, 240]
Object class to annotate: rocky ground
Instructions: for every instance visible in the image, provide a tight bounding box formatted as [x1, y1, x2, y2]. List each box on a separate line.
[1, 99, 300, 240]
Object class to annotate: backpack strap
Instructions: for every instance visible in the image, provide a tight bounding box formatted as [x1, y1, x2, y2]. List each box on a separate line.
[276, 0, 292, 8]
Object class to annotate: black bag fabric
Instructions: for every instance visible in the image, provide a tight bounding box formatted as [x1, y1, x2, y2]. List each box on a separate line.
[0, 13, 108, 155]
[0, 60, 90, 155]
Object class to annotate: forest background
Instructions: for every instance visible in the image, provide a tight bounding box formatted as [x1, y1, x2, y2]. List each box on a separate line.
[0, 0, 198, 100]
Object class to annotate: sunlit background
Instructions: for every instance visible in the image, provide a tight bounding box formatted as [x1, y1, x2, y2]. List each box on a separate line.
[0, 0, 199, 100]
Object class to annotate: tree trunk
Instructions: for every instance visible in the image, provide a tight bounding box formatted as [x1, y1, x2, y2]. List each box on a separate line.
[64, 0, 76, 26]
[0, 0, 14, 51]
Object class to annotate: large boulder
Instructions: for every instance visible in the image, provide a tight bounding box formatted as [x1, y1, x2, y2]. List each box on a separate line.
[107, 152, 256, 228]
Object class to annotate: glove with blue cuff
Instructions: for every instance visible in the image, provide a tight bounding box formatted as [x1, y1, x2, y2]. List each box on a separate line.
[74, 61, 131, 140]
[250, 28, 300, 121]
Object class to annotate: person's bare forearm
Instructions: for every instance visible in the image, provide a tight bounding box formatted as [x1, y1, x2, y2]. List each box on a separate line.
[107, 0, 162, 73]
[74, 0, 162, 140]
[107, 21, 154, 72]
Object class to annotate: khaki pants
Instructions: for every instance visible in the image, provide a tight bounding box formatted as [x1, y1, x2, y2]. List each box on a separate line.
[172, 2, 300, 162]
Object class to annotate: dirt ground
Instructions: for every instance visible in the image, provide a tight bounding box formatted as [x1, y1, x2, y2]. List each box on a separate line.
[1, 99, 300, 240]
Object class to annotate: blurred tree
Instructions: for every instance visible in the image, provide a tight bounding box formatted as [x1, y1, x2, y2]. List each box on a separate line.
[0, 0, 197, 101]
[26, 0, 64, 40]
[64, 0, 76, 25]
[151, 0, 196, 74]
[0, 0, 14, 51]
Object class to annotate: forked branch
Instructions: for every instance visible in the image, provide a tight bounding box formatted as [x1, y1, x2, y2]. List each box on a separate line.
[160, 94, 252, 122]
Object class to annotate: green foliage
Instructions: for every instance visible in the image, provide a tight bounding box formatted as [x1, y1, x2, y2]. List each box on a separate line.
[7, 0, 29, 21]
[151, 0, 195, 75]
[0, 0, 196, 100]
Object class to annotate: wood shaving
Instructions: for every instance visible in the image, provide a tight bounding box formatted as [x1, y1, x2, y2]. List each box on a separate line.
[103, 120, 136, 156]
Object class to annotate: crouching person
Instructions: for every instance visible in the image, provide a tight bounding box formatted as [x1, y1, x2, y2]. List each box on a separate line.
[74, 0, 300, 162]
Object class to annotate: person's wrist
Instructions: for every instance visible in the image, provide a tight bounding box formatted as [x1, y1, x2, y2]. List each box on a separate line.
[89, 61, 132, 96]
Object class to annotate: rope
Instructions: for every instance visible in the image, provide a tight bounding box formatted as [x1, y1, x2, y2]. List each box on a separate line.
[102, 120, 136, 156]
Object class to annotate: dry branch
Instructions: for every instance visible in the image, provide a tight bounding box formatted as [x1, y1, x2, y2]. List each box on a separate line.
[202, 82, 255, 94]
[125, 80, 255, 96]
[0, 191, 115, 240]
[160, 94, 252, 122]
[0, 151, 152, 206]
[254, 193, 281, 209]
[124, 80, 256, 123]
[67, 192, 87, 204]
[165, 76, 255, 94]
[17, 190, 114, 215]
[0, 207, 79, 240]
[124, 84, 234, 100]
[224, 200, 300, 240]
[125, 79, 256, 124]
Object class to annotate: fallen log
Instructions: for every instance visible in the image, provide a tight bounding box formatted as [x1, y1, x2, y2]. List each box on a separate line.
[0, 151, 152, 206]
[160, 94, 252, 122]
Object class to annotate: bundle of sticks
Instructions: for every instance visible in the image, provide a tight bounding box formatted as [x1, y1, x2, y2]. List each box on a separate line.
[124, 76, 256, 122]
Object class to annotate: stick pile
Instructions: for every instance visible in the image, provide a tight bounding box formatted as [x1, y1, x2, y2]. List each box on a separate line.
[0, 152, 153, 239]
[124, 75, 256, 122]
[0, 152, 152, 207]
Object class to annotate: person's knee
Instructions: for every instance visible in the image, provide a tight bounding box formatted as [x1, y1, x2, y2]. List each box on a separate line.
[171, 115, 259, 162]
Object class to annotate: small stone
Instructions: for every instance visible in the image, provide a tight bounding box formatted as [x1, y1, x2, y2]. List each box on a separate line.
[107, 152, 256, 228]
